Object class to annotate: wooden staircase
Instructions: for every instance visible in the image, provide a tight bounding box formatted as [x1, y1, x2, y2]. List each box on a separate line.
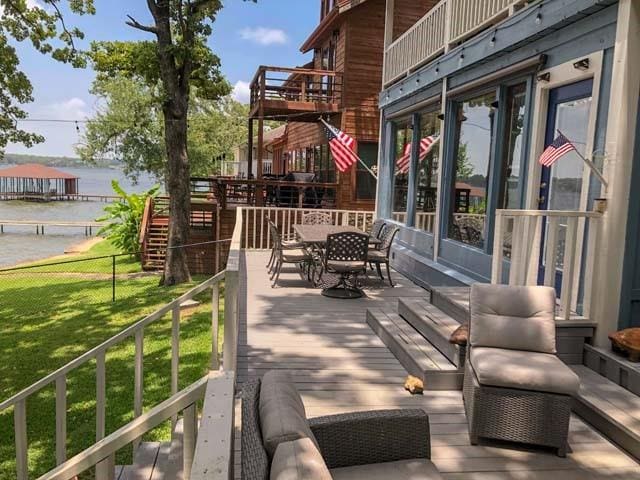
[140, 198, 170, 272]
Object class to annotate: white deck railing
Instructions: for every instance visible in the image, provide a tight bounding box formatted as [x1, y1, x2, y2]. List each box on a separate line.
[491, 209, 602, 320]
[3, 215, 245, 479]
[384, 0, 528, 85]
[241, 207, 376, 250]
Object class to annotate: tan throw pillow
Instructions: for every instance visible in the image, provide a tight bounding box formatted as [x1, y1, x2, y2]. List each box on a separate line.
[271, 438, 332, 480]
[259, 371, 320, 458]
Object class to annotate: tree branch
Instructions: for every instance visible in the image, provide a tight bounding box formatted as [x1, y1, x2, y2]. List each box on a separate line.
[43, 0, 78, 53]
[125, 15, 159, 34]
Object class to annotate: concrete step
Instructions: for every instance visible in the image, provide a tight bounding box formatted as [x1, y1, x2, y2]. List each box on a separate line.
[570, 364, 640, 461]
[366, 308, 463, 390]
[398, 298, 466, 368]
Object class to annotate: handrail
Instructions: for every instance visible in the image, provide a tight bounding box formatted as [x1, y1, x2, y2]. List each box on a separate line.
[139, 196, 154, 248]
[37, 375, 211, 480]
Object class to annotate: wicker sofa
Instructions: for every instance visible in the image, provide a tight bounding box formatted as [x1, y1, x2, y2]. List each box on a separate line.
[463, 284, 581, 456]
[242, 371, 443, 479]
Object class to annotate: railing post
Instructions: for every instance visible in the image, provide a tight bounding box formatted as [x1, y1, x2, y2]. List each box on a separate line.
[133, 328, 144, 451]
[212, 283, 220, 370]
[183, 403, 198, 479]
[14, 399, 27, 480]
[55, 375, 67, 465]
[560, 217, 579, 320]
[171, 305, 180, 427]
[95, 350, 113, 480]
[223, 267, 239, 373]
[491, 210, 504, 284]
[95, 453, 115, 480]
[444, 0, 453, 52]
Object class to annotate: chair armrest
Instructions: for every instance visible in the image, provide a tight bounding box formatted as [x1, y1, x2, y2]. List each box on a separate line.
[308, 409, 430, 469]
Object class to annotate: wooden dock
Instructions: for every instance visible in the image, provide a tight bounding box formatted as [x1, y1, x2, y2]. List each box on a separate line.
[0, 192, 118, 202]
[236, 251, 640, 479]
[0, 220, 105, 236]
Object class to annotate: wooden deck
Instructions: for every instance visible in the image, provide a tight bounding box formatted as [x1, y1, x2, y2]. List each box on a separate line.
[236, 251, 640, 479]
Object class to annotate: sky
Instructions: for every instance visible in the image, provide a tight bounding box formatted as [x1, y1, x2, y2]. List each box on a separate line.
[6, 0, 319, 157]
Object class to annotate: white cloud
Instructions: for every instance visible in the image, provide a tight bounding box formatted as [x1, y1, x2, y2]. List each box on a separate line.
[42, 97, 89, 120]
[239, 27, 288, 46]
[231, 81, 251, 104]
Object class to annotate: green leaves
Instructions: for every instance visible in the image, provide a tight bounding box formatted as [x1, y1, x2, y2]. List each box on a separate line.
[0, 0, 94, 156]
[97, 180, 160, 255]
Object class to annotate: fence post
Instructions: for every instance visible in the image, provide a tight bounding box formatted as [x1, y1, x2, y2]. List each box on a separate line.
[112, 256, 116, 303]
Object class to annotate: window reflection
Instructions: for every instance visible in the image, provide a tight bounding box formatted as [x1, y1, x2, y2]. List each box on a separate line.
[415, 110, 441, 233]
[392, 119, 412, 225]
[449, 92, 497, 249]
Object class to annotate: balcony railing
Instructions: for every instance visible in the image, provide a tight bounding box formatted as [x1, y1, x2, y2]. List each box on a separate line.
[250, 66, 342, 119]
[384, 0, 529, 85]
[491, 209, 602, 321]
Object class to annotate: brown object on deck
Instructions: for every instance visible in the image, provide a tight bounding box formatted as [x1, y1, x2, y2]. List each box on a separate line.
[404, 375, 424, 395]
[450, 323, 469, 346]
[609, 328, 640, 362]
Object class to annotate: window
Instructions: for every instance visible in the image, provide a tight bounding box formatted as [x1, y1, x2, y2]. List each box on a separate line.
[392, 119, 413, 225]
[415, 110, 441, 233]
[449, 92, 497, 249]
[499, 84, 527, 209]
[356, 142, 378, 200]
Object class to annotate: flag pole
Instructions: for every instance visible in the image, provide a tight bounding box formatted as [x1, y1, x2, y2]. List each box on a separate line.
[557, 129, 609, 191]
[319, 118, 378, 181]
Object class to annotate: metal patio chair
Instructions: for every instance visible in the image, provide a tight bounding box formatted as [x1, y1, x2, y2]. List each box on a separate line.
[367, 225, 399, 287]
[317, 231, 369, 299]
[269, 224, 312, 287]
[368, 218, 386, 242]
[302, 212, 333, 226]
[266, 220, 304, 272]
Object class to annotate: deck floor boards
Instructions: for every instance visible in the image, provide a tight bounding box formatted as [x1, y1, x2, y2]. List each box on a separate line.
[235, 251, 639, 479]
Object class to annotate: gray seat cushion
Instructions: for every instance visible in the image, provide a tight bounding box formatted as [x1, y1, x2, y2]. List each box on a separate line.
[367, 250, 386, 261]
[470, 347, 580, 396]
[470, 284, 557, 354]
[271, 438, 332, 480]
[259, 371, 319, 458]
[331, 459, 443, 480]
[327, 260, 366, 273]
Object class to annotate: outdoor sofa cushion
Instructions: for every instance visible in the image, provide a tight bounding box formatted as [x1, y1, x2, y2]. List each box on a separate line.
[271, 438, 332, 480]
[259, 371, 319, 458]
[330, 459, 444, 480]
[470, 347, 580, 396]
[470, 284, 557, 354]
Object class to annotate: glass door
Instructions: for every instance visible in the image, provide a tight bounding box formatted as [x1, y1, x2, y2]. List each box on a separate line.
[539, 79, 593, 290]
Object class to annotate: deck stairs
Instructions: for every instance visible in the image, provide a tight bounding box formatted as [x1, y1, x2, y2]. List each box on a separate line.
[115, 419, 185, 479]
[141, 197, 170, 272]
[366, 287, 467, 390]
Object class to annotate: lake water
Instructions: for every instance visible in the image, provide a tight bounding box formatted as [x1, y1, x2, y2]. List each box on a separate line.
[0, 167, 159, 268]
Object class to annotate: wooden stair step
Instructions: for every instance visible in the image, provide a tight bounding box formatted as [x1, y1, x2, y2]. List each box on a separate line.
[398, 298, 465, 368]
[570, 364, 640, 461]
[430, 287, 470, 324]
[117, 442, 161, 480]
[366, 308, 462, 390]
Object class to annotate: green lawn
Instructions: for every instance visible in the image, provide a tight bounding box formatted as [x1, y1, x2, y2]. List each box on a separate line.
[0, 240, 223, 479]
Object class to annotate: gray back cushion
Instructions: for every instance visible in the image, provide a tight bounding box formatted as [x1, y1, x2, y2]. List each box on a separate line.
[271, 438, 332, 480]
[470, 284, 557, 353]
[259, 371, 320, 458]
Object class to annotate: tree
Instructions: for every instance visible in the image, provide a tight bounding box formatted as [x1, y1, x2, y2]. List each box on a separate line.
[77, 75, 249, 182]
[456, 142, 474, 180]
[0, 0, 94, 155]
[90, 1, 241, 286]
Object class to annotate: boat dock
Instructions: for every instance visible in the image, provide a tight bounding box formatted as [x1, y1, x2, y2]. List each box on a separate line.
[0, 192, 118, 202]
[0, 220, 106, 236]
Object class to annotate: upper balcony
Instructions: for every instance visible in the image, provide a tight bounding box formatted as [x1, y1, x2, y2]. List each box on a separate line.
[249, 66, 342, 122]
[384, 0, 529, 86]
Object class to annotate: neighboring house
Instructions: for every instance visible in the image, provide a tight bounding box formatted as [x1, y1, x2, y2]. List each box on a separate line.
[375, 0, 639, 343]
[221, 125, 287, 178]
[248, 0, 436, 210]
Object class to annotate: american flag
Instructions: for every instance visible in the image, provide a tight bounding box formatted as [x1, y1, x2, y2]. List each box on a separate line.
[321, 120, 359, 172]
[396, 135, 439, 174]
[538, 133, 577, 167]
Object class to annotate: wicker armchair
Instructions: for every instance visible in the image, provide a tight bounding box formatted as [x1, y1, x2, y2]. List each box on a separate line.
[302, 212, 333, 226]
[317, 231, 369, 299]
[241, 372, 443, 480]
[367, 225, 399, 287]
[463, 284, 580, 457]
[269, 223, 312, 287]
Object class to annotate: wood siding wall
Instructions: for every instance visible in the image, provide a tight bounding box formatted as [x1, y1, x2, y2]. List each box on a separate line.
[392, 0, 439, 42]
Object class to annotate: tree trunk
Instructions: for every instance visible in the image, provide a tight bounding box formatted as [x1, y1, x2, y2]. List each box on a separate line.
[162, 103, 192, 286]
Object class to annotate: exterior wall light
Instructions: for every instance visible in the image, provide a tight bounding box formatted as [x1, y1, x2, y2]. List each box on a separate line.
[573, 58, 590, 70]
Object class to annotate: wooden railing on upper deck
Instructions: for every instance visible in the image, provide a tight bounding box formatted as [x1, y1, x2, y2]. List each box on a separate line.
[384, 0, 529, 85]
[250, 66, 343, 115]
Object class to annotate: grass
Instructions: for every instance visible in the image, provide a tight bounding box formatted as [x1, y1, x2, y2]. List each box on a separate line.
[0, 239, 223, 479]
